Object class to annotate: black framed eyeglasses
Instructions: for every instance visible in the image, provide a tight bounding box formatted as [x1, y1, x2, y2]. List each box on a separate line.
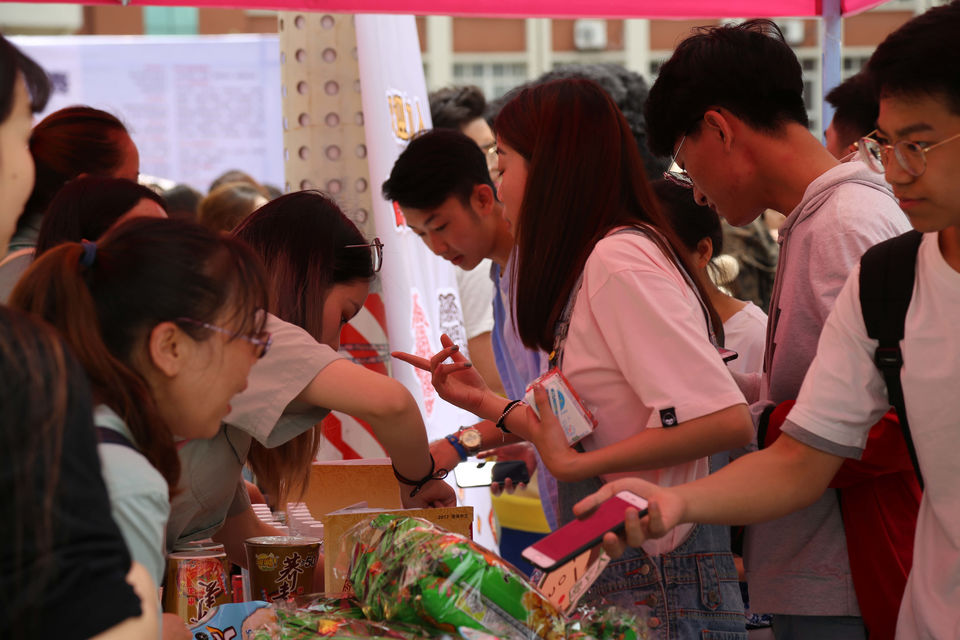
[345, 237, 384, 272]
[175, 317, 273, 359]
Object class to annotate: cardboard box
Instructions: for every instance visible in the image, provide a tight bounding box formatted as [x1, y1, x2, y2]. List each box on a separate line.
[303, 458, 402, 520]
[322, 505, 474, 593]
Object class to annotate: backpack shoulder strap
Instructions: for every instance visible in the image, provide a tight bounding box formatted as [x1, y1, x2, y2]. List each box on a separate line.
[858, 229, 924, 488]
[96, 426, 139, 452]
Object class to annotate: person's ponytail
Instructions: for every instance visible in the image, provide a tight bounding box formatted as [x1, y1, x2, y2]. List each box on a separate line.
[10, 242, 181, 491]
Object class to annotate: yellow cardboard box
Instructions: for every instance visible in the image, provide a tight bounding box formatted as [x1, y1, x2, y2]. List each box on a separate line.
[303, 458, 403, 520]
[321, 505, 474, 593]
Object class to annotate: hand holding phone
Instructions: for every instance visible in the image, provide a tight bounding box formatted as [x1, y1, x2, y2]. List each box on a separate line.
[521, 491, 649, 571]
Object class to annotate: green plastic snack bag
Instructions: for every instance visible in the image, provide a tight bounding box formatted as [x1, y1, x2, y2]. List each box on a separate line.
[346, 515, 566, 640]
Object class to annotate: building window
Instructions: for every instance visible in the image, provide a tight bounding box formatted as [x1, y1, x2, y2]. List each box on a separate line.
[453, 60, 527, 99]
[143, 7, 198, 35]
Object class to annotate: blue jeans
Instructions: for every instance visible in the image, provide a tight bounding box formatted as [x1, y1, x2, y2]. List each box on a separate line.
[558, 479, 747, 640]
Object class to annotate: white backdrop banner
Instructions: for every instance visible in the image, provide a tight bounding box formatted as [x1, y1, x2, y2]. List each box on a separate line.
[13, 35, 284, 193]
[355, 14, 496, 551]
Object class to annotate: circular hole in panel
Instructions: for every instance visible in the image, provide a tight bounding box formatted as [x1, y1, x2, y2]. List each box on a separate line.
[355, 112, 364, 126]
[322, 48, 337, 63]
[294, 15, 306, 29]
[325, 112, 340, 127]
[327, 179, 342, 194]
[282, 116, 289, 131]
[281, 84, 287, 98]
[280, 51, 286, 64]
[297, 81, 308, 95]
[298, 112, 311, 127]
[283, 148, 289, 162]
[321, 15, 335, 29]
[284, 181, 291, 192]
[324, 81, 339, 96]
[279, 18, 284, 30]
[326, 145, 341, 161]
[300, 179, 314, 190]
[355, 178, 368, 193]
[355, 208, 368, 224]
[298, 146, 310, 160]
[295, 48, 307, 63]
[355, 144, 367, 158]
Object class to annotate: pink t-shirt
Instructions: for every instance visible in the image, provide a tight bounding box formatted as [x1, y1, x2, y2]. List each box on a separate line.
[562, 231, 746, 555]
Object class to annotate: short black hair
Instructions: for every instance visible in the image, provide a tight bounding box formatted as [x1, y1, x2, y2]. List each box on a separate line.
[864, 0, 960, 116]
[429, 86, 487, 130]
[825, 73, 878, 147]
[652, 178, 723, 255]
[382, 128, 494, 211]
[0, 34, 50, 124]
[645, 19, 809, 158]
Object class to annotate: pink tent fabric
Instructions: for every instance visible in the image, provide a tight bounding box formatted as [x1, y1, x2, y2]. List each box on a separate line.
[24, 0, 887, 18]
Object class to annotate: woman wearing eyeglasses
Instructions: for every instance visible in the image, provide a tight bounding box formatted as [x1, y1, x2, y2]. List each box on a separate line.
[9, 218, 270, 595]
[228, 191, 452, 510]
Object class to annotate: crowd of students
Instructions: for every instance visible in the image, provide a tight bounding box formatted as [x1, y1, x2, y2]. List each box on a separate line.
[392, 4, 958, 640]
[2, 2, 957, 639]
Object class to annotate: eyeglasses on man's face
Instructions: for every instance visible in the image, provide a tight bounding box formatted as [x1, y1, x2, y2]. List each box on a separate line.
[345, 237, 384, 272]
[176, 317, 273, 359]
[663, 135, 695, 189]
[858, 129, 960, 178]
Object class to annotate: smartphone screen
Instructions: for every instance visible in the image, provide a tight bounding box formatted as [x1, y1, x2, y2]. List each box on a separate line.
[454, 460, 493, 488]
[522, 492, 648, 570]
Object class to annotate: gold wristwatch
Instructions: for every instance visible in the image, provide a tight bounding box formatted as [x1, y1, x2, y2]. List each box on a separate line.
[446, 426, 483, 461]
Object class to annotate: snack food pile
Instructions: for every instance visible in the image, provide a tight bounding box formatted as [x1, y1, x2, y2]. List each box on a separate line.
[231, 515, 647, 640]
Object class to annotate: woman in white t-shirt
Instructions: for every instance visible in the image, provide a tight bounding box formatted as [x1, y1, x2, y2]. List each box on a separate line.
[397, 78, 752, 637]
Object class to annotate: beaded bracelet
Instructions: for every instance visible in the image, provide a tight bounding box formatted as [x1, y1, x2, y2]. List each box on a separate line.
[392, 455, 449, 497]
[496, 399, 524, 433]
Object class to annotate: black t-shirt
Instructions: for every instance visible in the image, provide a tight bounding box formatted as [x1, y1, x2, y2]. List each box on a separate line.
[0, 341, 142, 638]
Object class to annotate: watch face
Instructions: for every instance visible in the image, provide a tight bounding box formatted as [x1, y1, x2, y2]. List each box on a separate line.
[460, 428, 482, 451]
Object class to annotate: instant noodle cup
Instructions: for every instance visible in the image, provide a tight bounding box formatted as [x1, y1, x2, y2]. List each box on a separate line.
[173, 539, 225, 554]
[244, 535, 321, 602]
[163, 549, 232, 625]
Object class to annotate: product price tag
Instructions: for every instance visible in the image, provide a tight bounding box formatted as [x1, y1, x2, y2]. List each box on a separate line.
[534, 547, 610, 614]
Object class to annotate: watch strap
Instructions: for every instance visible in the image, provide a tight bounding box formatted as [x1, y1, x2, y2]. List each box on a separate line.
[445, 433, 468, 462]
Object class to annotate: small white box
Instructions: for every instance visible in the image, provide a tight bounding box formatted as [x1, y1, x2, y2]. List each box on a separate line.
[523, 368, 597, 445]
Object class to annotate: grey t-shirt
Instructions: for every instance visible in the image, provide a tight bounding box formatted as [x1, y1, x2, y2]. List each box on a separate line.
[168, 313, 344, 547]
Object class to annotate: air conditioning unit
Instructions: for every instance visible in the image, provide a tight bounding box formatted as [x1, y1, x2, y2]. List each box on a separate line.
[777, 19, 806, 45]
[574, 20, 607, 51]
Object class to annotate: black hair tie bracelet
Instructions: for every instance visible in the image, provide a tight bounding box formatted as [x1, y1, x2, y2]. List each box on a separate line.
[392, 455, 449, 498]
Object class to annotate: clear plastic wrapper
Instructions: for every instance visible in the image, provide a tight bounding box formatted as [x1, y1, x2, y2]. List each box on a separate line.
[346, 514, 566, 640]
[250, 516, 648, 640]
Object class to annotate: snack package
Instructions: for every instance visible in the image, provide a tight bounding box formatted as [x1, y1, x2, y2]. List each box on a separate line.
[346, 514, 566, 640]
[264, 595, 436, 640]
[188, 601, 275, 640]
[523, 369, 597, 445]
[565, 606, 649, 640]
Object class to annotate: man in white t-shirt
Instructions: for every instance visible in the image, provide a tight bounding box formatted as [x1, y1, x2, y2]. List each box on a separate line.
[579, 3, 960, 638]
[643, 18, 912, 640]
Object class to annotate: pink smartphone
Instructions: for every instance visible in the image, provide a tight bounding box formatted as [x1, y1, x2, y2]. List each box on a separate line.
[718, 347, 739, 363]
[521, 491, 649, 571]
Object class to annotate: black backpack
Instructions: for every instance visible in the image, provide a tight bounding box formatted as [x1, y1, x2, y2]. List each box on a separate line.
[858, 230, 924, 489]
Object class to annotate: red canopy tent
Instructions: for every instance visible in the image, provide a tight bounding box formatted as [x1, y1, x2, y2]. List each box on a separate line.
[22, 0, 886, 125]
[21, 0, 886, 18]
